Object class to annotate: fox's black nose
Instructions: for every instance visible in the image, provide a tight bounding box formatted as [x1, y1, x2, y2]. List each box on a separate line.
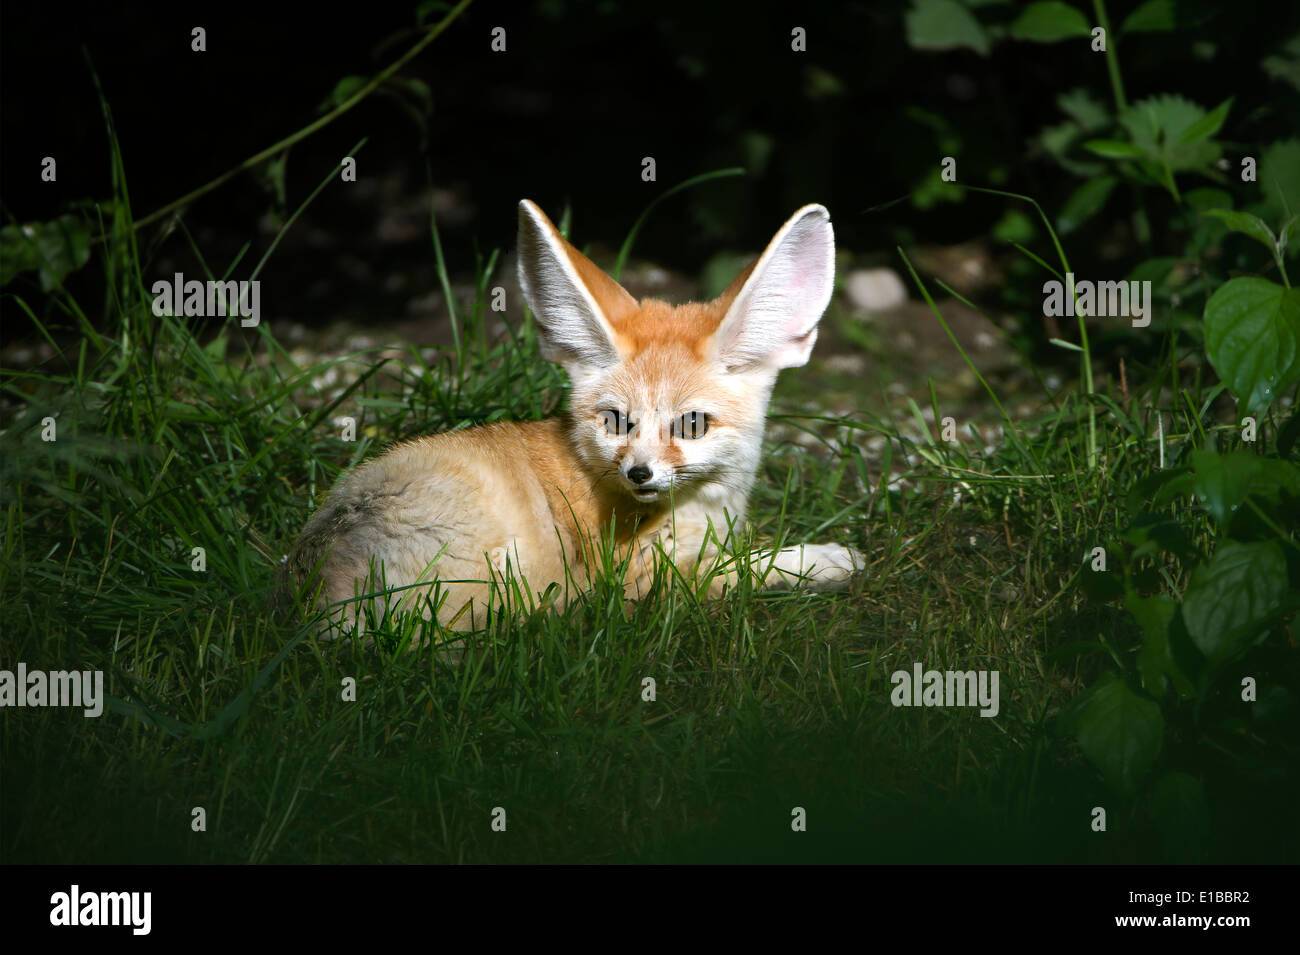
[628, 465, 653, 485]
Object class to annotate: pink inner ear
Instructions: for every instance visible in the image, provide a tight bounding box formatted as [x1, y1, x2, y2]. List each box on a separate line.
[713, 208, 835, 370]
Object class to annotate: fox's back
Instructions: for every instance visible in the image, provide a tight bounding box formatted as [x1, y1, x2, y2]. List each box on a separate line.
[287, 419, 658, 627]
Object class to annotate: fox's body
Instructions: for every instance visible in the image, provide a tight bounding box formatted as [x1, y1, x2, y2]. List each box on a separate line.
[286, 200, 863, 630]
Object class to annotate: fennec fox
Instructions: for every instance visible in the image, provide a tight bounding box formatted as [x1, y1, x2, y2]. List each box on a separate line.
[286, 200, 864, 631]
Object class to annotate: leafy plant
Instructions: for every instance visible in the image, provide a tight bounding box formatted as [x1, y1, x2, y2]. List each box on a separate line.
[904, 0, 1300, 855]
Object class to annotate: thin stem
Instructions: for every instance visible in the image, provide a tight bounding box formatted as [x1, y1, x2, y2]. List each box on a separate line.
[958, 184, 1098, 468]
[119, 0, 474, 237]
[1092, 0, 1126, 113]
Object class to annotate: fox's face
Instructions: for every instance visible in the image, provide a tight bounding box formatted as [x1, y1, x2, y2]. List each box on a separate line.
[569, 314, 773, 504]
[517, 200, 835, 507]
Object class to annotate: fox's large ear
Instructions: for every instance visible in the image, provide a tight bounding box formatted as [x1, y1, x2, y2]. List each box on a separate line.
[516, 199, 638, 369]
[711, 204, 835, 372]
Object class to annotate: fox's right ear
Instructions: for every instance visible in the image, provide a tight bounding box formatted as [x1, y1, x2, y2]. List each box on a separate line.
[711, 204, 835, 372]
[516, 200, 637, 370]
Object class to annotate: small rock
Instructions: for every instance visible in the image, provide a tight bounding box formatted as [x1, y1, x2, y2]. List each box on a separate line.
[823, 353, 866, 375]
[844, 267, 908, 313]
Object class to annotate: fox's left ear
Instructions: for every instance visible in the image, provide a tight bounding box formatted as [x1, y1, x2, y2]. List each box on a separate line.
[711, 204, 835, 371]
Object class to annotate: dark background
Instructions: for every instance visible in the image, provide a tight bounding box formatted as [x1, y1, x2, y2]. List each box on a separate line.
[3, 0, 1298, 338]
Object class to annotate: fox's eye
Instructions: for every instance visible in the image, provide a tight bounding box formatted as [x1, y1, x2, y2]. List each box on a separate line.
[602, 410, 633, 436]
[672, 412, 709, 439]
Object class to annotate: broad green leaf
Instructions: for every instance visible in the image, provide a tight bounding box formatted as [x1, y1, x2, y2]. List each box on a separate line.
[1122, 0, 1216, 32]
[1009, 2, 1092, 42]
[1184, 187, 1233, 211]
[1119, 95, 1222, 172]
[1084, 138, 1147, 159]
[1074, 674, 1164, 794]
[1058, 175, 1118, 233]
[1249, 139, 1300, 234]
[1190, 450, 1252, 525]
[1128, 593, 1191, 698]
[1122, 0, 1178, 31]
[1201, 211, 1272, 251]
[1178, 97, 1232, 144]
[1119, 512, 1194, 560]
[1203, 278, 1300, 416]
[1280, 215, 1298, 258]
[1126, 466, 1193, 516]
[1181, 540, 1290, 665]
[1190, 449, 1300, 526]
[905, 0, 990, 55]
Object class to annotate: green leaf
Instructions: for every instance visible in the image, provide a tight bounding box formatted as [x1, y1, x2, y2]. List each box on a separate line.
[1119, 95, 1223, 173]
[1189, 449, 1300, 526]
[1058, 175, 1118, 233]
[1181, 540, 1291, 665]
[1126, 257, 1184, 302]
[1126, 466, 1192, 516]
[1251, 139, 1300, 237]
[1122, 0, 1217, 32]
[1120, 512, 1194, 561]
[1009, 1, 1092, 42]
[317, 75, 368, 114]
[1122, 0, 1178, 31]
[1279, 215, 1298, 259]
[0, 215, 92, 290]
[1083, 138, 1146, 159]
[1203, 278, 1300, 416]
[1128, 593, 1190, 698]
[1074, 674, 1165, 794]
[1178, 97, 1232, 145]
[1184, 187, 1233, 212]
[905, 0, 990, 55]
[1190, 449, 1256, 525]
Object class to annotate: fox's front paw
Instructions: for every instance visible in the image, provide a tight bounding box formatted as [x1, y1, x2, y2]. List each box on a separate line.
[795, 543, 865, 591]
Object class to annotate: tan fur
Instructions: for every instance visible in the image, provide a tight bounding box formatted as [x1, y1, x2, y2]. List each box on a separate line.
[287, 418, 667, 629]
[284, 200, 863, 635]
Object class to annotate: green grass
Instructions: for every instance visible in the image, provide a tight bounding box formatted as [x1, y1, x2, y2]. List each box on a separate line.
[3, 143, 1296, 866]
